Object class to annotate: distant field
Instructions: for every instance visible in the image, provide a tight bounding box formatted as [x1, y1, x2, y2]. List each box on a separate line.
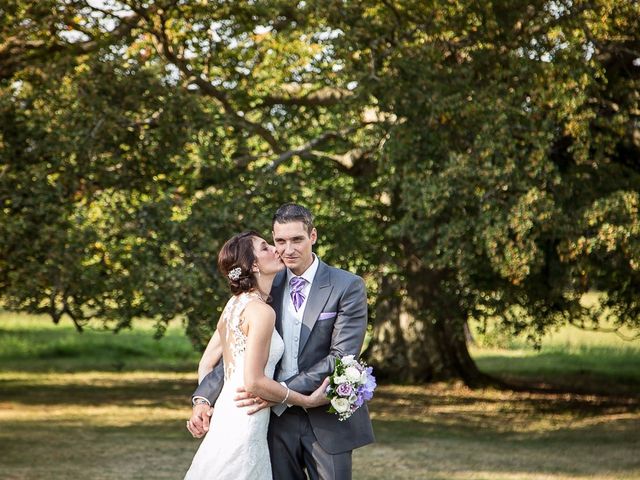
[0, 311, 199, 372]
[1, 311, 639, 393]
[470, 322, 640, 396]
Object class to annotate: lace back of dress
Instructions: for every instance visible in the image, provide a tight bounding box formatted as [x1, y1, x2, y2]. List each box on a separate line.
[219, 292, 257, 381]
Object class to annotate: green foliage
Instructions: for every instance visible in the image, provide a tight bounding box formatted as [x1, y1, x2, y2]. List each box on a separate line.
[1, 0, 638, 365]
[0, 0, 378, 350]
[322, 0, 640, 341]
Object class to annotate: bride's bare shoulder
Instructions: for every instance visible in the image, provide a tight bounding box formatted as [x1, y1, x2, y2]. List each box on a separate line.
[243, 298, 275, 323]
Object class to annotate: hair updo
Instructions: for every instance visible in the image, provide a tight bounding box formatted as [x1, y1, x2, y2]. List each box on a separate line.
[217, 231, 260, 295]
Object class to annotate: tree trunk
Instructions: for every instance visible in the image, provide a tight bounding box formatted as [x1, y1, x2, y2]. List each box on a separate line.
[367, 267, 486, 386]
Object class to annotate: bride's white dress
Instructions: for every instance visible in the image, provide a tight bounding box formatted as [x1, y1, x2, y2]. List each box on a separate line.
[184, 292, 284, 480]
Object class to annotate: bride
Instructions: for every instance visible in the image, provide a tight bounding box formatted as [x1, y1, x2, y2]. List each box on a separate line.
[183, 231, 329, 480]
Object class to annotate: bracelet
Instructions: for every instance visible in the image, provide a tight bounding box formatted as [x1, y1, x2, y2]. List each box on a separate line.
[192, 398, 210, 407]
[281, 387, 290, 404]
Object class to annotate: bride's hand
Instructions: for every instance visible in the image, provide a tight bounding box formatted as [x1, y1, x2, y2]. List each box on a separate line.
[306, 377, 331, 408]
[235, 386, 272, 414]
[234, 386, 260, 407]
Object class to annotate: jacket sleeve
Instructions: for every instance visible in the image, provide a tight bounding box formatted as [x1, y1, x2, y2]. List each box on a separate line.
[192, 359, 225, 404]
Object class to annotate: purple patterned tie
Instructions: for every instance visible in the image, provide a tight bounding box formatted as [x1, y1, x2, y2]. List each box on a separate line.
[289, 276, 307, 311]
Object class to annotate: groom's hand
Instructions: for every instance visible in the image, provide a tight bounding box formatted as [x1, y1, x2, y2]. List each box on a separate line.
[187, 404, 212, 438]
[234, 386, 274, 414]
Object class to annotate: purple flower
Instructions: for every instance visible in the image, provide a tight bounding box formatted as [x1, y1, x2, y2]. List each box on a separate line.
[336, 383, 354, 397]
[361, 367, 377, 401]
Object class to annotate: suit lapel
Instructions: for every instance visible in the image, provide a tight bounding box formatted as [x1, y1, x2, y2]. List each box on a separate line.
[270, 270, 286, 336]
[299, 261, 332, 355]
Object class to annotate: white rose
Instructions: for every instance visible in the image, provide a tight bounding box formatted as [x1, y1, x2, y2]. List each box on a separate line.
[341, 355, 356, 366]
[333, 375, 348, 385]
[331, 397, 351, 413]
[360, 370, 368, 384]
[345, 366, 361, 383]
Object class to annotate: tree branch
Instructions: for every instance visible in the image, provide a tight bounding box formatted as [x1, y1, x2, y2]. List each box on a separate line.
[149, 15, 283, 153]
[263, 130, 342, 171]
[262, 121, 384, 173]
[568, 318, 640, 341]
[61, 9, 141, 53]
[260, 85, 353, 107]
[0, 11, 142, 80]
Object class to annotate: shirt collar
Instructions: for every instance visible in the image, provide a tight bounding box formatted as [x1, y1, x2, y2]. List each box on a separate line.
[286, 254, 319, 285]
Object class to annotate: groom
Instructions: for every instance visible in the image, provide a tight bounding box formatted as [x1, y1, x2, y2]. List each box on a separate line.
[188, 203, 374, 479]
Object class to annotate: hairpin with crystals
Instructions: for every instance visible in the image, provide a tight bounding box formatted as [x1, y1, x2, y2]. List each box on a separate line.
[228, 267, 242, 281]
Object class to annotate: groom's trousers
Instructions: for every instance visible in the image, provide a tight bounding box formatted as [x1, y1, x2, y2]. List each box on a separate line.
[268, 407, 352, 480]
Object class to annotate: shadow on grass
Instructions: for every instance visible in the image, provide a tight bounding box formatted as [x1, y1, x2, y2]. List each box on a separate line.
[476, 351, 640, 397]
[2, 373, 640, 480]
[2, 411, 638, 480]
[0, 376, 195, 408]
[4, 375, 639, 432]
[0, 421, 198, 480]
[360, 416, 640, 480]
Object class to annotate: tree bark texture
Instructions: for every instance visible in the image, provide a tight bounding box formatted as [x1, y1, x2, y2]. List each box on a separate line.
[367, 268, 486, 386]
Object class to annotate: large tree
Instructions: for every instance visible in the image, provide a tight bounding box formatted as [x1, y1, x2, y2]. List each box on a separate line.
[1, 0, 638, 384]
[323, 0, 640, 383]
[0, 1, 380, 341]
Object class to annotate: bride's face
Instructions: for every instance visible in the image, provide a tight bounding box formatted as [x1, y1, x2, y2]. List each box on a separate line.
[251, 236, 284, 275]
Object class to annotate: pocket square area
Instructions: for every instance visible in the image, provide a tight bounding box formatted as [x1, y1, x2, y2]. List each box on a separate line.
[318, 312, 337, 320]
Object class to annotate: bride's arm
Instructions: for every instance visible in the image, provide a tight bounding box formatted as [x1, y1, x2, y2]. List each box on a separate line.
[243, 302, 327, 408]
[198, 328, 222, 384]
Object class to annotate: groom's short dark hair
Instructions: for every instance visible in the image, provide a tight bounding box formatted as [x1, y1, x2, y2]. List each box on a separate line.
[272, 203, 315, 235]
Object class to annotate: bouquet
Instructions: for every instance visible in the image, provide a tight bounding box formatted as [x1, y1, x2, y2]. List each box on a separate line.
[325, 355, 377, 421]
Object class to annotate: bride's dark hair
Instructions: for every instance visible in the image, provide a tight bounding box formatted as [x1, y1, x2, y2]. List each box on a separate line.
[217, 231, 260, 295]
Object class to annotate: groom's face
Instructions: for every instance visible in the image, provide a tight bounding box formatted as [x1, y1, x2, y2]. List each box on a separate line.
[272, 221, 316, 276]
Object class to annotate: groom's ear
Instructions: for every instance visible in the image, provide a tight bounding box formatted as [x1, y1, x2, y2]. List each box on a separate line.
[310, 228, 317, 245]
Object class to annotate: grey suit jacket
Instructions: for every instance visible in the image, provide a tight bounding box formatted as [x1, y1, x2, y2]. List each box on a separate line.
[193, 259, 375, 454]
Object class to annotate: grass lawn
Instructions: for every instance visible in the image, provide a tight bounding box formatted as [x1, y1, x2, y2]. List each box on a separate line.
[471, 323, 640, 396]
[1, 313, 639, 479]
